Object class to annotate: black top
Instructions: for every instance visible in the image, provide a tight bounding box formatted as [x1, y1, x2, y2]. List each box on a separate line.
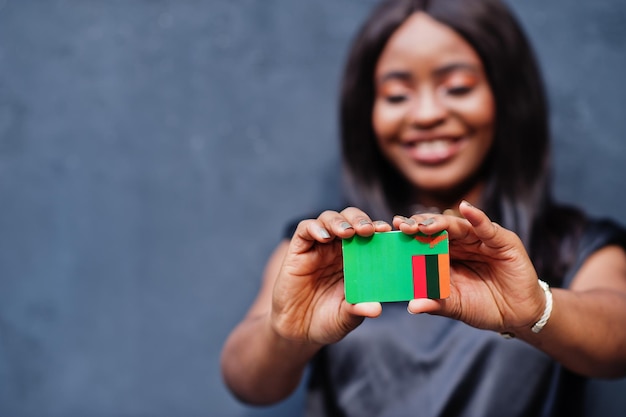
[284, 217, 626, 417]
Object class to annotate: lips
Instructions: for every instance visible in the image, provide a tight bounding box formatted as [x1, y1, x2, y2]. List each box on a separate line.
[402, 136, 465, 165]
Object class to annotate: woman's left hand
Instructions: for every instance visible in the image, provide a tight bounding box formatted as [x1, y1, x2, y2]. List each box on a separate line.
[395, 201, 546, 335]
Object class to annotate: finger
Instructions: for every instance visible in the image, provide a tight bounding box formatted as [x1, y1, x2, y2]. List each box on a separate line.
[394, 213, 454, 235]
[443, 208, 463, 218]
[288, 219, 336, 254]
[392, 214, 441, 234]
[295, 218, 335, 240]
[392, 215, 418, 232]
[373, 220, 393, 233]
[413, 212, 474, 242]
[339, 206, 377, 236]
[316, 210, 358, 239]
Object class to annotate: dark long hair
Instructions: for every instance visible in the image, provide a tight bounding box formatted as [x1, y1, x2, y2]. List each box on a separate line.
[340, 0, 585, 284]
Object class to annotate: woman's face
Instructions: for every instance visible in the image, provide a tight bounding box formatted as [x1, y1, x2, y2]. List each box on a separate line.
[372, 12, 495, 197]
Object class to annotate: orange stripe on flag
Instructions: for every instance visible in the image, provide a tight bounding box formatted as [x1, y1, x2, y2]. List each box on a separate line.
[413, 233, 447, 249]
[438, 253, 450, 298]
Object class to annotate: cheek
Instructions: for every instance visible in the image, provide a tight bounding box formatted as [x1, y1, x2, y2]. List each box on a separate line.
[466, 94, 496, 165]
[459, 89, 495, 131]
[466, 97, 495, 161]
[372, 100, 404, 143]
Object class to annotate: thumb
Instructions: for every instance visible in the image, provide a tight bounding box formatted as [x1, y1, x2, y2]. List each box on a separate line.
[458, 201, 511, 250]
[407, 298, 446, 315]
[346, 301, 383, 318]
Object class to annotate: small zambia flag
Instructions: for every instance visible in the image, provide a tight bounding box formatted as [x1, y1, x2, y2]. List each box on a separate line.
[342, 231, 450, 303]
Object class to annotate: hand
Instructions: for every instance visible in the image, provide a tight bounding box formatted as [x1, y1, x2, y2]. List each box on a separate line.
[271, 207, 391, 345]
[396, 201, 546, 334]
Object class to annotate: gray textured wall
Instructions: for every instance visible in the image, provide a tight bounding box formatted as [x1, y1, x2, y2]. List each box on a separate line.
[0, 1, 625, 416]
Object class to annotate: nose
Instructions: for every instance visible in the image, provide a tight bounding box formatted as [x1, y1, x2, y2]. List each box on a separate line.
[407, 89, 447, 128]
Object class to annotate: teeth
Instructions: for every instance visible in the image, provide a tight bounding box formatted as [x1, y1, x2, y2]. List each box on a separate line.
[414, 139, 450, 156]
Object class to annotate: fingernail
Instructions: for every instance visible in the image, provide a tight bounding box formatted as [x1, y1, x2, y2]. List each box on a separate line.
[340, 222, 353, 231]
[319, 227, 331, 239]
[407, 305, 417, 315]
[461, 200, 473, 208]
[358, 219, 372, 226]
[419, 218, 435, 226]
[396, 215, 416, 225]
[374, 220, 388, 227]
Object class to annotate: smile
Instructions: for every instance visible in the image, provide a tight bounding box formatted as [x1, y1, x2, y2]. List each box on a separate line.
[403, 137, 466, 165]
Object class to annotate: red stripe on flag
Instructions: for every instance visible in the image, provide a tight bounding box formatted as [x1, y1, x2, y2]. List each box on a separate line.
[412, 255, 427, 299]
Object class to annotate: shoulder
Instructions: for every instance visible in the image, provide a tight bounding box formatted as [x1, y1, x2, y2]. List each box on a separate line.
[564, 215, 626, 286]
[579, 217, 626, 254]
[537, 203, 626, 287]
[540, 203, 626, 254]
[546, 203, 626, 249]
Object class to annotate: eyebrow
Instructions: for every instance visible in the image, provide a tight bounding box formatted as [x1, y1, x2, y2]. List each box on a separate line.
[376, 62, 481, 85]
[377, 70, 412, 85]
[433, 63, 480, 77]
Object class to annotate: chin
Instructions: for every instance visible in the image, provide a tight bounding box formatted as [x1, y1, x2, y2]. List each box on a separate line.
[409, 172, 462, 192]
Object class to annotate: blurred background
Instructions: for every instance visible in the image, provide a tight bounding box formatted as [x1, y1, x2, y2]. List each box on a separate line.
[1, 0, 625, 416]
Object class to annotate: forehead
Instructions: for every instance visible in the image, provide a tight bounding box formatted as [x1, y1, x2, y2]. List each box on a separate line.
[376, 12, 483, 75]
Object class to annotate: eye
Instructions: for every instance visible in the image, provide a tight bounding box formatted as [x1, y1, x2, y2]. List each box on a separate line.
[441, 72, 478, 97]
[377, 78, 411, 104]
[386, 94, 408, 104]
[446, 86, 473, 96]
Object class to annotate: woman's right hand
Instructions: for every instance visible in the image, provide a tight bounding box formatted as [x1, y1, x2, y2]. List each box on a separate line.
[270, 207, 390, 346]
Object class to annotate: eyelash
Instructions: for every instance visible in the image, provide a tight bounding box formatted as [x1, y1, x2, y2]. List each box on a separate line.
[446, 86, 473, 96]
[382, 84, 474, 103]
[386, 95, 408, 104]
